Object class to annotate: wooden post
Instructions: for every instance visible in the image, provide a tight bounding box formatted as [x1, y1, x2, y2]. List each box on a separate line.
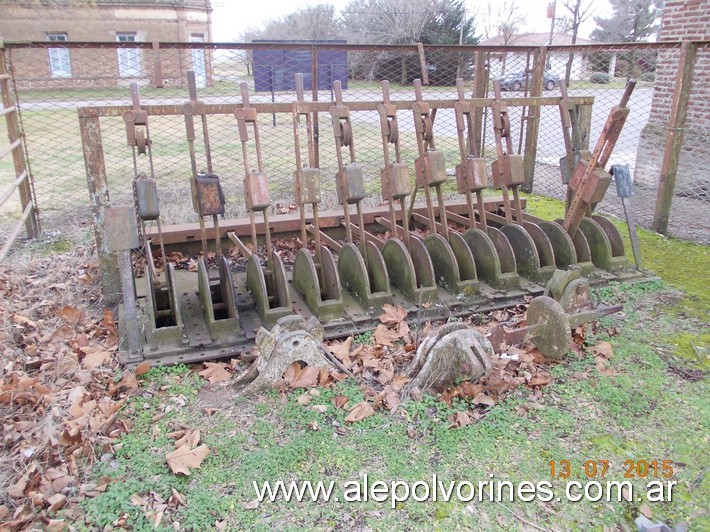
[575, 102, 593, 151]
[652, 41, 698, 235]
[522, 46, 546, 193]
[417, 42, 429, 85]
[79, 110, 120, 302]
[0, 42, 38, 239]
[472, 50, 488, 155]
[152, 41, 163, 88]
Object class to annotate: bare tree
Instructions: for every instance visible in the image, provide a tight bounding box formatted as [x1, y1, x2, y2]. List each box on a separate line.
[342, 0, 432, 81]
[247, 4, 343, 41]
[560, 0, 593, 84]
[477, 0, 526, 75]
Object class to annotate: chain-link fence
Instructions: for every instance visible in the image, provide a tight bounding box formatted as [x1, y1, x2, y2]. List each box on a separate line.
[1, 40, 708, 244]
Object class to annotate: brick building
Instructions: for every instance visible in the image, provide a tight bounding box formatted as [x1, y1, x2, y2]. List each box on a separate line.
[0, 0, 213, 88]
[635, 0, 710, 197]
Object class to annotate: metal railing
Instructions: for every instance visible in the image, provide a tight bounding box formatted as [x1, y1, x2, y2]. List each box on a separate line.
[0, 39, 708, 249]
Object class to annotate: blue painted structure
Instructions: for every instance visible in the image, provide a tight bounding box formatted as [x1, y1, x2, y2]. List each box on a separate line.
[252, 40, 348, 92]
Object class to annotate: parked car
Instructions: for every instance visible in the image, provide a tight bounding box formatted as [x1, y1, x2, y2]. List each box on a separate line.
[497, 70, 560, 91]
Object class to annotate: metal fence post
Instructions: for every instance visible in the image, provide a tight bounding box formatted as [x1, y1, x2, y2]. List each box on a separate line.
[78, 109, 120, 303]
[522, 46, 546, 193]
[652, 41, 698, 235]
[311, 46, 320, 168]
[0, 41, 38, 240]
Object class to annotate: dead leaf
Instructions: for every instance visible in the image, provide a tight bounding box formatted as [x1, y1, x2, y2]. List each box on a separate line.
[640, 503, 652, 519]
[288, 365, 321, 389]
[473, 392, 496, 407]
[373, 324, 400, 346]
[57, 306, 82, 326]
[297, 392, 312, 406]
[244, 499, 259, 510]
[311, 405, 328, 413]
[328, 337, 353, 365]
[46, 493, 66, 513]
[169, 488, 186, 507]
[527, 372, 553, 387]
[384, 391, 400, 412]
[332, 395, 349, 409]
[174, 429, 200, 449]
[165, 444, 210, 475]
[593, 341, 614, 359]
[379, 304, 407, 327]
[82, 350, 110, 370]
[12, 314, 37, 328]
[449, 411, 473, 428]
[135, 361, 151, 376]
[198, 362, 231, 384]
[344, 402, 375, 423]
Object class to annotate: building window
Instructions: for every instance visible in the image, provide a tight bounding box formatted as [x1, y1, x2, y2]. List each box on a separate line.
[46, 32, 71, 78]
[116, 33, 141, 77]
[189, 33, 207, 88]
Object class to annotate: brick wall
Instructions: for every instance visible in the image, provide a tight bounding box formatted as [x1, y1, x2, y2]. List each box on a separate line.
[0, 1, 212, 88]
[636, 0, 710, 196]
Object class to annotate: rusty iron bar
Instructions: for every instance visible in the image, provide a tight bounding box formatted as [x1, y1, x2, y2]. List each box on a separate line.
[78, 96, 595, 119]
[144, 199, 523, 245]
[293, 73, 324, 269]
[454, 78, 488, 234]
[378, 80, 411, 249]
[652, 41, 698, 235]
[330, 80, 368, 260]
[183, 70, 210, 259]
[563, 79, 636, 236]
[491, 80, 522, 225]
[235, 81, 273, 264]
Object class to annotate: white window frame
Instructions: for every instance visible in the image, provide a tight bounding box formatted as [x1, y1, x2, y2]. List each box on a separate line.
[116, 33, 141, 77]
[46, 32, 72, 78]
[190, 33, 207, 88]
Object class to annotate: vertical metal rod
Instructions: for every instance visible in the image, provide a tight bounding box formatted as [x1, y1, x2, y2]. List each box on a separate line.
[212, 214, 222, 261]
[248, 210, 258, 255]
[476, 191, 488, 233]
[399, 199, 411, 249]
[118, 250, 142, 361]
[435, 185, 449, 239]
[263, 209, 273, 260]
[313, 205, 323, 267]
[155, 217, 168, 274]
[356, 202, 367, 258]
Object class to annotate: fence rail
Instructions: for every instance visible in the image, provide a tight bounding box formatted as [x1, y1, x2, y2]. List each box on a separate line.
[0, 39, 708, 250]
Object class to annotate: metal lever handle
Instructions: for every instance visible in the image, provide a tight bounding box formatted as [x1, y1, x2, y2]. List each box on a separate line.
[187, 70, 197, 101]
[456, 78, 466, 102]
[619, 79, 636, 108]
[131, 82, 141, 112]
[382, 80, 391, 105]
[413, 78, 423, 102]
[240, 81, 251, 108]
[334, 80, 343, 104]
[295, 73, 305, 102]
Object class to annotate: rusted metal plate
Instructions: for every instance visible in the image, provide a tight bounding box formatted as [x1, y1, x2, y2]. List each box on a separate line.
[105, 206, 139, 251]
[195, 173, 226, 216]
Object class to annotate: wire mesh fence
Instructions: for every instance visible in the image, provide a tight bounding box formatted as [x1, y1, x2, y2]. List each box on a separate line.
[1, 40, 708, 245]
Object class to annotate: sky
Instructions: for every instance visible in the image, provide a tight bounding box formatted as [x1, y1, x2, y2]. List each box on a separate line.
[210, 0, 612, 43]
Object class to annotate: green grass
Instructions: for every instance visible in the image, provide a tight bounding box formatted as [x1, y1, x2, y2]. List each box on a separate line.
[72, 219, 709, 529]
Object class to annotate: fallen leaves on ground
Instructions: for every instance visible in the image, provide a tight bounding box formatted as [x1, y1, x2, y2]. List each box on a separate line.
[0, 249, 140, 529]
[165, 444, 210, 476]
[344, 401, 375, 423]
[198, 362, 232, 383]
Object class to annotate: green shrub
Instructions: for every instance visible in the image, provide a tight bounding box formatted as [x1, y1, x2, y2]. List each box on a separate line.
[590, 72, 612, 84]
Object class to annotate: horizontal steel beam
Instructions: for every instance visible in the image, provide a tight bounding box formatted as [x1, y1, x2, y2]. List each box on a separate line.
[145, 198, 523, 245]
[77, 96, 594, 119]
